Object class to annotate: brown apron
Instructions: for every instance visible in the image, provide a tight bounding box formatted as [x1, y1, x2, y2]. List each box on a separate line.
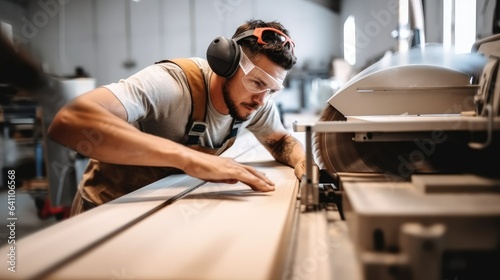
[70, 58, 238, 216]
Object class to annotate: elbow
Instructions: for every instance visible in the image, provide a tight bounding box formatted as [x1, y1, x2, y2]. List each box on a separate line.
[47, 107, 73, 146]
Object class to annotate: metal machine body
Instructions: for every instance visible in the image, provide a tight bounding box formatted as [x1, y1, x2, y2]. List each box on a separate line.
[294, 34, 500, 280]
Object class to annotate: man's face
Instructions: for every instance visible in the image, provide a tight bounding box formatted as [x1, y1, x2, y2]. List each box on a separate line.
[222, 53, 287, 121]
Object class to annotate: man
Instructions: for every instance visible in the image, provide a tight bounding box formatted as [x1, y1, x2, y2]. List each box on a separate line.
[48, 19, 306, 216]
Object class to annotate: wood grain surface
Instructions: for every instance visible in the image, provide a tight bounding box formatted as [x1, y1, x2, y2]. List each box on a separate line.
[0, 130, 300, 280]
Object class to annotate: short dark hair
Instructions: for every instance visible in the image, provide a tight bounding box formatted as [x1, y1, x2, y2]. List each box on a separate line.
[232, 19, 297, 70]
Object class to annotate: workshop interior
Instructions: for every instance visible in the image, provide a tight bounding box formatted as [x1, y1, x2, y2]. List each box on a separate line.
[1, 0, 500, 279]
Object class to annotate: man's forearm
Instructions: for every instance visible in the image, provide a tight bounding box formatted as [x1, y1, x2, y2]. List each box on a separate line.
[48, 99, 193, 169]
[48, 102, 277, 192]
[266, 134, 305, 168]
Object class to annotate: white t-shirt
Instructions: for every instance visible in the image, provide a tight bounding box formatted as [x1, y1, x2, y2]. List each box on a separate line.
[103, 57, 285, 149]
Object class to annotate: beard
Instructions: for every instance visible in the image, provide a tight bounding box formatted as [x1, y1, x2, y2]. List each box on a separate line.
[222, 78, 258, 122]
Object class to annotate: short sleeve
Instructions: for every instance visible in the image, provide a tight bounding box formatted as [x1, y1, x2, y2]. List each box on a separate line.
[103, 64, 187, 123]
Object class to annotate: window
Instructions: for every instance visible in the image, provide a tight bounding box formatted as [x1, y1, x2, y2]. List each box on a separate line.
[443, 0, 476, 53]
[344, 15, 356, 66]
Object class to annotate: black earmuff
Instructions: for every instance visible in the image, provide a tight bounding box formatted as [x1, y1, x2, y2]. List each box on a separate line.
[206, 36, 241, 78]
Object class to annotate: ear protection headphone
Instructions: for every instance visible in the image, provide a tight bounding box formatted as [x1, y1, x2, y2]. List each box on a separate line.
[206, 35, 243, 78]
[207, 28, 294, 78]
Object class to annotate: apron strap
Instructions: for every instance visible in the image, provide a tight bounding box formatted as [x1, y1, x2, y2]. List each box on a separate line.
[155, 58, 241, 147]
[157, 58, 208, 145]
[224, 119, 242, 143]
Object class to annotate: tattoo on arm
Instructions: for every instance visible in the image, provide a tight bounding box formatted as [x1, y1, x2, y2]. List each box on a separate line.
[266, 135, 296, 166]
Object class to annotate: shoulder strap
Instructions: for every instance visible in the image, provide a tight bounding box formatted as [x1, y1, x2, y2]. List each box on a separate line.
[155, 58, 242, 147]
[158, 58, 208, 145]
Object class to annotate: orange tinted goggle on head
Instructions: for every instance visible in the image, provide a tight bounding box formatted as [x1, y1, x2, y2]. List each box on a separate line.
[234, 27, 295, 49]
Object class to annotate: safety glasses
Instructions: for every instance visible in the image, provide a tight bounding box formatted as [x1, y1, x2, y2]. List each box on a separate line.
[234, 27, 296, 49]
[238, 46, 285, 97]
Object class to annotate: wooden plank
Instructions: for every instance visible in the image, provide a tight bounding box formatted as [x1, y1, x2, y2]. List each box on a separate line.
[44, 143, 298, 279]
[0, 130, 300, 280]
[0, 175, 205, 280]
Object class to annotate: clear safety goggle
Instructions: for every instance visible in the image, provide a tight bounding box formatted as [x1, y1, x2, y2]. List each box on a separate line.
[238, 47, 285, 98]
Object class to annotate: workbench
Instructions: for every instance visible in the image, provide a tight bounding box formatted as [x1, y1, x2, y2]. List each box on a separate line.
[0, 128, 360, 280]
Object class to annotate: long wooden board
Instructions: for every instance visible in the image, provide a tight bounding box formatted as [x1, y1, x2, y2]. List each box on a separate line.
[0, 130, 299, 280]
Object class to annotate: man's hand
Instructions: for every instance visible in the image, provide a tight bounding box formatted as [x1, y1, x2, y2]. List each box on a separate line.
[182, 153, 275, 192]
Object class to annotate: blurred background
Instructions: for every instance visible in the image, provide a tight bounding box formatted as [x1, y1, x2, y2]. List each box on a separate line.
[0, 0, 498, 236]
